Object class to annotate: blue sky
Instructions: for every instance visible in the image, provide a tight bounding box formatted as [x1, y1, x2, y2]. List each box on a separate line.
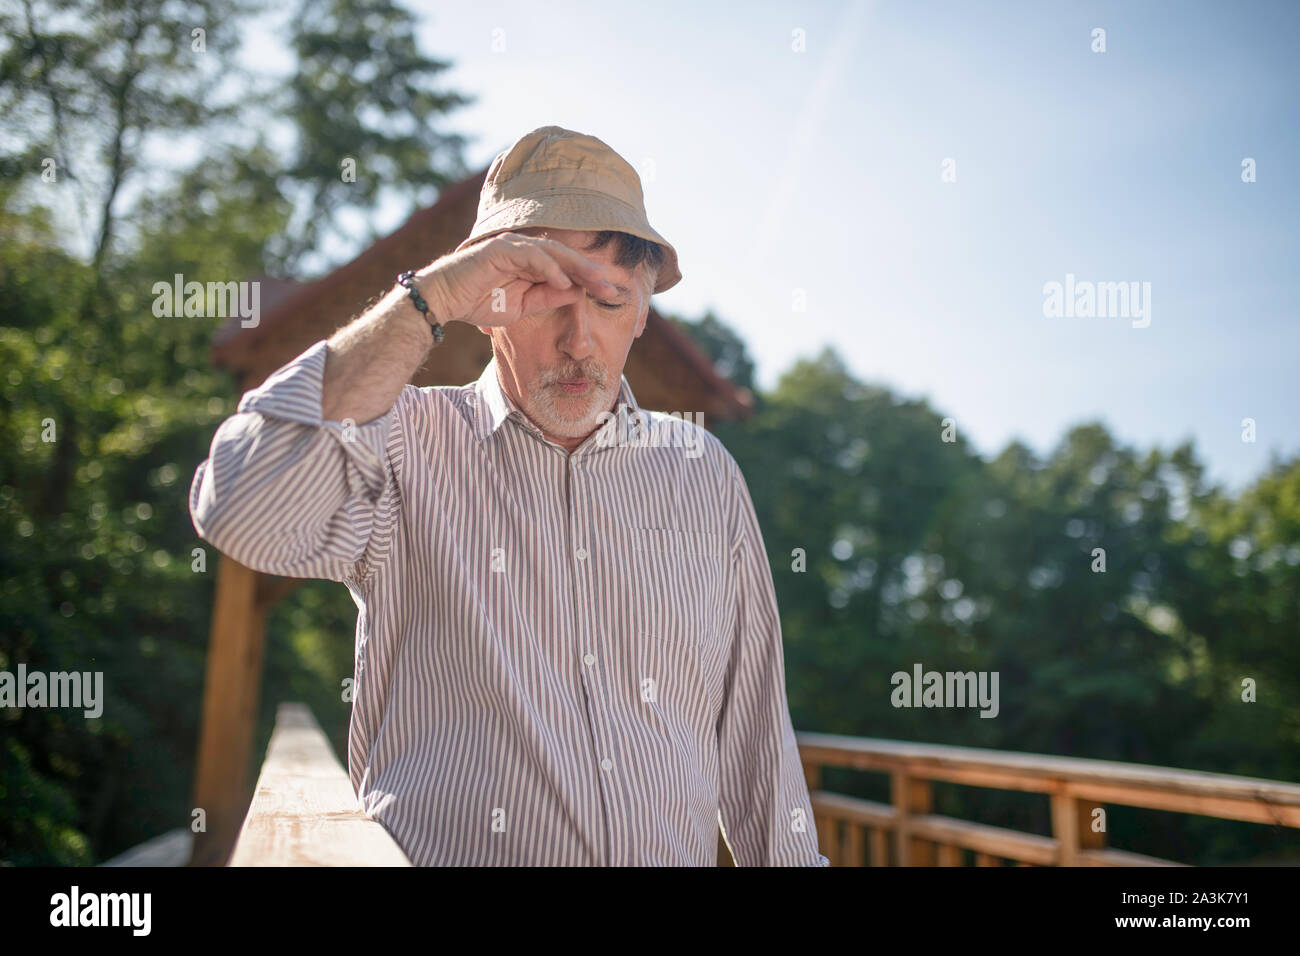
[247, 0, 1300, 493]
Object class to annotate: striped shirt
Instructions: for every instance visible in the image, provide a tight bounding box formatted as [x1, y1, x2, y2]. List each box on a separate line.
[189, 339, 828, 866]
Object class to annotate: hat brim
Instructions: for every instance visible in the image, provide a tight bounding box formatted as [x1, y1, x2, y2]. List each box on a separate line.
[454, 192, 682, 294]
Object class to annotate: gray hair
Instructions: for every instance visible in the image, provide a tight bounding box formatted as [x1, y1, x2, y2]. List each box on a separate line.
[582, 231, 664, 297]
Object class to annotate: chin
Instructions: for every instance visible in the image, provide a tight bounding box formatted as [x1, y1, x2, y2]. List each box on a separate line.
[528, 385, 611, 437]
[540, 406, 602, 437]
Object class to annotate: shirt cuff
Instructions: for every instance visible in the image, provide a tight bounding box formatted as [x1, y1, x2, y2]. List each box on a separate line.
[235, 338, 395, 488]
[237, 339, 331, 426]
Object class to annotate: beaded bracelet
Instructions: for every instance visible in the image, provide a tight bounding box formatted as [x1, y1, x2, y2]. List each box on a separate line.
[397, 271, 444, 344]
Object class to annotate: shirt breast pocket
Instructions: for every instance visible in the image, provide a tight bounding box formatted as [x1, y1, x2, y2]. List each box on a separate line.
[629, 526, 728, 647]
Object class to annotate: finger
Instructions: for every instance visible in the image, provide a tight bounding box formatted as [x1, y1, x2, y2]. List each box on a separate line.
[515, 236, 614, 298]
[510, 242, 577, 291]
[521, 281, 583, 316]
[514, 261, 570, 290]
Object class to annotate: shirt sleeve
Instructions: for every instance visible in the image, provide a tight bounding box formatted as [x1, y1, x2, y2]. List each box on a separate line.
[188, 339, 402, 584]
[715, 458, 830, 866]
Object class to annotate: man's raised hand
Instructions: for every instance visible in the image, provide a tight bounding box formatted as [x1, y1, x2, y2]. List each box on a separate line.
[417, 232, 618, 330]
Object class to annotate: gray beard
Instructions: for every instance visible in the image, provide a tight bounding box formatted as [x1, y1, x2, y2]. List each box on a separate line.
[524, 378, 617, 438]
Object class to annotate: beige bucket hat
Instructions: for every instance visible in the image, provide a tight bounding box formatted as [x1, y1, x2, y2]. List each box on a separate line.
[453, 125, 682, 294]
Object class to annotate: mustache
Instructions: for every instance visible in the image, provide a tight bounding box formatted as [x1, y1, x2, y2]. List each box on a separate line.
[538, 360, 608, 386]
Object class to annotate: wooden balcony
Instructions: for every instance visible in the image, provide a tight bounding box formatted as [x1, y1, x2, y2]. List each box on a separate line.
[798, 732, 1300, 866]
[215, 704, 1300, 866]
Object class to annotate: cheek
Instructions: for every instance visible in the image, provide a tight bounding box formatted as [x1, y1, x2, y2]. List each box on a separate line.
[597, 321, 639, 372]
[594, 316, 637, 355]
[491, 329, 540, 384]
[495, 321, 545, 360]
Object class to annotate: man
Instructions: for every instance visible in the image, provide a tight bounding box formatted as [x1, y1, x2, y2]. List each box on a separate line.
[190, 125, 828, 866]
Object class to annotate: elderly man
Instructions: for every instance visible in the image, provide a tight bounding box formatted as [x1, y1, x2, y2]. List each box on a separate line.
[190, 125, 828, 866]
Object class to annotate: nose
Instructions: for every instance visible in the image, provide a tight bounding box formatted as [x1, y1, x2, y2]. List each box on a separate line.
[553, 293, 598, 362]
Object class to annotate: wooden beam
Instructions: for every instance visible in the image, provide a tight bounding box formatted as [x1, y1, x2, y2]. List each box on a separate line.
[809, 791, 897, 829]
[1051, 791, 1080, 866]
[189, 556, 268, 866]
[817, 814, 838, 866]
[842, 823, 865, 867]
[230, 703, 409, 866]
[255, 573, 306, 614]
[909, 813, 1058, 866]
[796, 733, 1300, 827]
[893, 772, 935, 866]
[869, 827, 889, 866]
[1062, 780, 1300, 829]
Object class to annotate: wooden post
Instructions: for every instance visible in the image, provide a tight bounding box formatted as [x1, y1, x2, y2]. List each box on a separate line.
[817, 815, 838, 865]
[869, 827, 889, 866]
[842, 823, 864, 867]
[1051, 791, 1078, 865]
[189, 556, 268, 866]
[892, 771, 935, 866]
[1053, 792, 1106, 866]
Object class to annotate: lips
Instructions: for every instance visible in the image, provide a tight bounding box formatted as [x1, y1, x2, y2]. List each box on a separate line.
[557, 380, 592, 395]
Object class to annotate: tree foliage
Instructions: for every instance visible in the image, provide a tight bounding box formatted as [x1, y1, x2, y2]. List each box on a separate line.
[0, 0, 469, 863]
[673, 311, 1300, 863]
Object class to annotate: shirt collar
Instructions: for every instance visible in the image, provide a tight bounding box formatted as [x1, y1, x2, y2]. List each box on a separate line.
[470, 355, 641, 448]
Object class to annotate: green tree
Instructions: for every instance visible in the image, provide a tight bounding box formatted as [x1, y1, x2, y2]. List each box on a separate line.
[0, 0, 471, 864]
[668, 309, 757, 395]
[275, 0, 473, 270]
[0, 0, 257, 286]
[677, 312, 1299, 864]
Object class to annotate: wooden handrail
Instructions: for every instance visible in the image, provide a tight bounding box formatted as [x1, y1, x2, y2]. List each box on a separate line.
[226, 715, 1299, 866]
[229, 702, 410, 866]
[797, 732, 1300, 866]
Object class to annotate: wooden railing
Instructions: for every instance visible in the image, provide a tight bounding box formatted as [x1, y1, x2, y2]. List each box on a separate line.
[225, 710, 1300, 866]
[797, 732, 1300, 866]
[229, 703, 410, 866]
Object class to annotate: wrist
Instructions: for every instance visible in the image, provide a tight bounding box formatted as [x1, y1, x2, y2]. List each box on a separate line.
[395, 268, 450, 345]
[413, 265, 458, 327]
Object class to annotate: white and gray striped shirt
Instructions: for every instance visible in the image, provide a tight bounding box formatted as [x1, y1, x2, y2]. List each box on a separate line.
[190, 339, 828, 866]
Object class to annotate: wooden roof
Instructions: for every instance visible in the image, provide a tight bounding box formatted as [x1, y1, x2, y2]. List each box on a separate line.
[213, 169, 754, 421]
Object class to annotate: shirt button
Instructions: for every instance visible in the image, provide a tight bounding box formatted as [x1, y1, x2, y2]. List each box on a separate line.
[583, 653, 596, 667]
[575, 547, 588, 560]
[600, 758, 612, 772]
